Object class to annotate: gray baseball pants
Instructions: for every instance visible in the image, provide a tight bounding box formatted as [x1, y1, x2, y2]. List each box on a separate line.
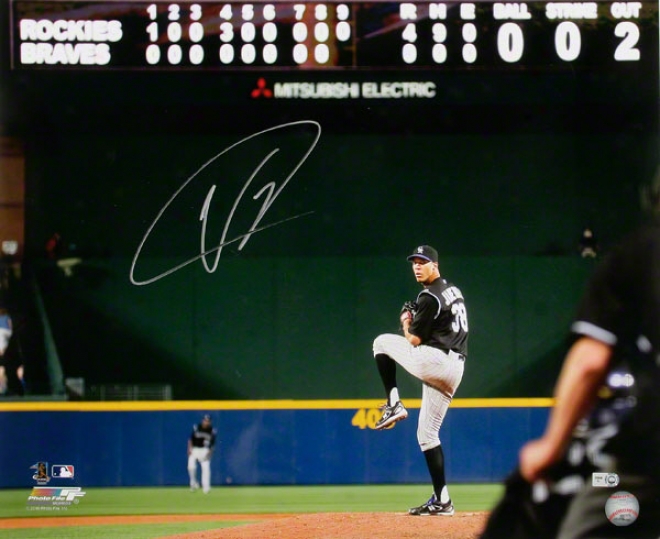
[373, 333, 464, 451]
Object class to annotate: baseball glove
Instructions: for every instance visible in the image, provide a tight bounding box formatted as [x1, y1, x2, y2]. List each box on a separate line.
[399, 300, 418, 326]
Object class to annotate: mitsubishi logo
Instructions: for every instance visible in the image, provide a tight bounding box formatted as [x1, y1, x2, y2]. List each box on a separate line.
[251, 77, 273, 98]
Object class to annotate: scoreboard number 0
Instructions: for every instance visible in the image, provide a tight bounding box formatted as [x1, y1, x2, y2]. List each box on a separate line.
[554, 21, 581, 61]
[498, 23, 524, 63]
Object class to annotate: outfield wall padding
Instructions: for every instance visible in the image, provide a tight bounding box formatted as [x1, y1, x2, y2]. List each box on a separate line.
[0, 404, 549, 488]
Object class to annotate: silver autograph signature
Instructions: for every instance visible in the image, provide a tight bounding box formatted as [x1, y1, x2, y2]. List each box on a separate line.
[130, 120, 321, 286]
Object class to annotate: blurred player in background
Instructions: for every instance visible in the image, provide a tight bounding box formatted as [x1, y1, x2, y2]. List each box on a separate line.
[373, 245, 468, 516]
[0, 306, 12, 357]
[187, 414, 216, 494]
[0, 307, 13, 395]
[480, 169, 660, 538]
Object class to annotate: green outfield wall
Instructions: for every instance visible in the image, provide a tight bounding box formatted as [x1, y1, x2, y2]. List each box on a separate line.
[32, 253, 594, 400]
[13, 72, 656, 400]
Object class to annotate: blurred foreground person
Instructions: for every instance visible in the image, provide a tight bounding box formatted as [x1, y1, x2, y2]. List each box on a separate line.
[480, 171, 660, 539]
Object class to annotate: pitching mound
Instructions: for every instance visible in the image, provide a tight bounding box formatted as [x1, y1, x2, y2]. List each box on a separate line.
[163, 511, 490, 539]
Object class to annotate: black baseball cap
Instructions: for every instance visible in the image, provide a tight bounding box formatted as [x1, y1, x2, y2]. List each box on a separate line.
[407, 245, 438, 263]
[202, 414, 212, 422]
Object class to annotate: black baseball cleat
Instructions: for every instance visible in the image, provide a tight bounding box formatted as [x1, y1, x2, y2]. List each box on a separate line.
[408, 493, 455, 516]
[374, 401, 408, 430]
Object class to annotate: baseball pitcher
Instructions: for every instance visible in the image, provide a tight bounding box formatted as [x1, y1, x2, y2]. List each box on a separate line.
[373, 244, 468, 516]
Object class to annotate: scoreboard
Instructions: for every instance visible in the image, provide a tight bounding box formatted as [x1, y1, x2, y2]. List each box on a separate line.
[9, 0, 659, 70]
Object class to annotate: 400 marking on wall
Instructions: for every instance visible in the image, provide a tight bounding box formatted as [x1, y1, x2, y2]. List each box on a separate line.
[351, 408, 384, 430]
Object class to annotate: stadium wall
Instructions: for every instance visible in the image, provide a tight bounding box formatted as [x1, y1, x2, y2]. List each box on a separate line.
[21, 128, 635, 400]
[33, 255, 594, 400]
[0, 400, 550, 488]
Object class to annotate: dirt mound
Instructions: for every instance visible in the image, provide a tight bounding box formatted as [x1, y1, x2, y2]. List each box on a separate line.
[161, 511, 490, 539]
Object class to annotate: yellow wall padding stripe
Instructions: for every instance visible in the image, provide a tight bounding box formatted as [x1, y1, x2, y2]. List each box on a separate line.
[0, 398, 553, 412]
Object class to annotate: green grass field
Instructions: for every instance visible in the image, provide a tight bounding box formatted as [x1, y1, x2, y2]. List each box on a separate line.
[0, 484, 503, 538]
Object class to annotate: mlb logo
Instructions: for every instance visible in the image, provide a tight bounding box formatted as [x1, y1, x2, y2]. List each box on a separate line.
[52, 465, 75, 479]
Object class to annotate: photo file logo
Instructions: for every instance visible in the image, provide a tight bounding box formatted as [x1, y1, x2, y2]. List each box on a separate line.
[27, 487, 86, 504]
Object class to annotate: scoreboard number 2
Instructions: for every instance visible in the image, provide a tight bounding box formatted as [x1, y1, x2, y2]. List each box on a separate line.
[614, 21, 640, 60]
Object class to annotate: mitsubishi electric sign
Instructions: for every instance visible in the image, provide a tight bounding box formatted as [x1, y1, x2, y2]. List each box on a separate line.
[251, 78, 437, 100]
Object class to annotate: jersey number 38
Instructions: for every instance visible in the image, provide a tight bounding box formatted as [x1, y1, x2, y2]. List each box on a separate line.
[451, 303, 468, 332]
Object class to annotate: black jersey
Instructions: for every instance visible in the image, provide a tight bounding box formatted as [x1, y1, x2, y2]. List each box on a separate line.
[409, 277, 468, 356]
[190, 423, 217, 449]
[571, 217, 660, 477]
[572, 219, 660, 352]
